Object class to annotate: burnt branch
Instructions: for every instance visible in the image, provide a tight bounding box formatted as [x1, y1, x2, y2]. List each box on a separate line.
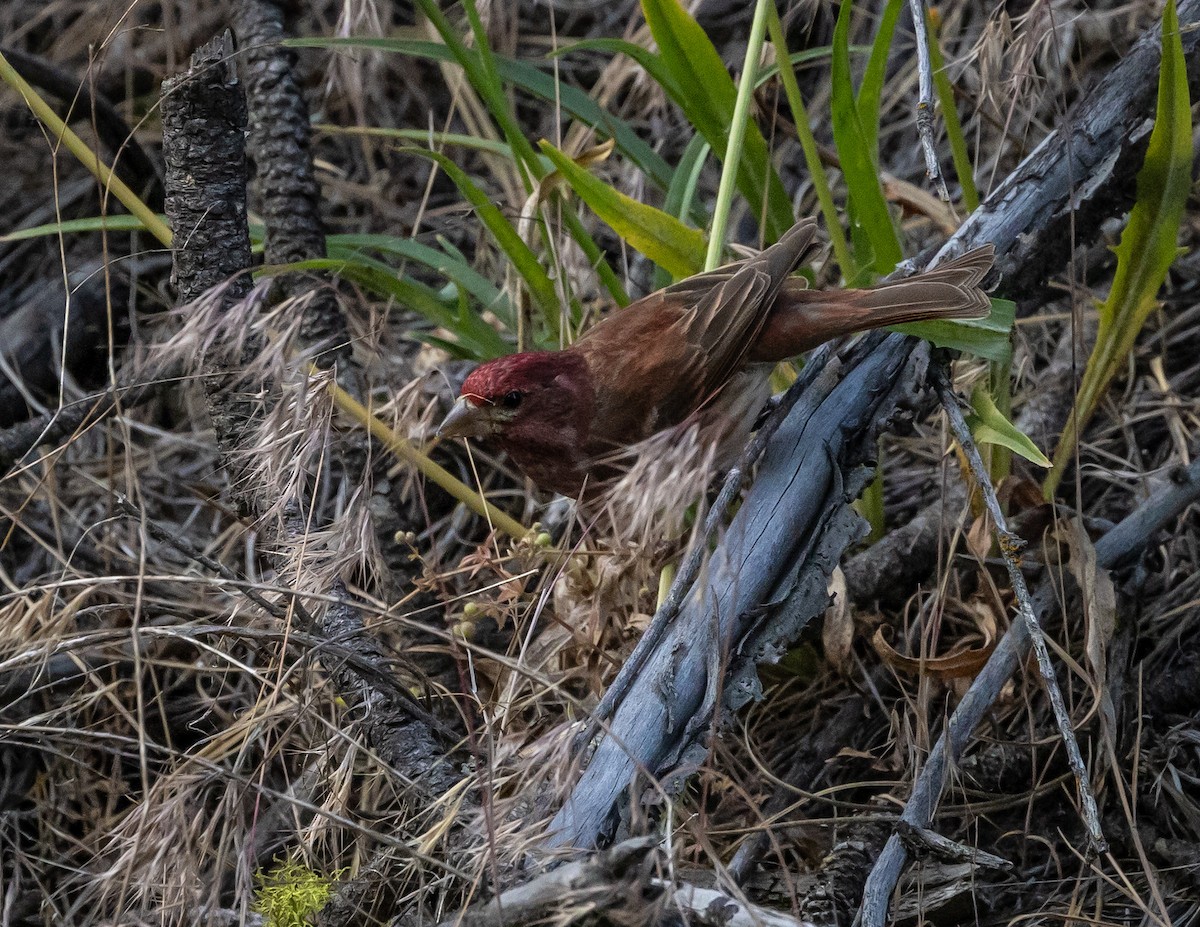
[233, 0, 350, 365]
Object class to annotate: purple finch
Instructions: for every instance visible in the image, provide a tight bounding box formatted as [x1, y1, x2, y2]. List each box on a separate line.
[438, 219, 993, 496]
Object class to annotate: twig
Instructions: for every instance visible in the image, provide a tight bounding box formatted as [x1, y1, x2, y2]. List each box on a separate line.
[0, 380, 158, 476]
[574, 345, 836, 754]
[112, 495, 311, 626]
[933, 365, 1106, 854]
[895, 822, 1013, 871]
[907, 0, 951, 201]
[727, 685, 871, 883]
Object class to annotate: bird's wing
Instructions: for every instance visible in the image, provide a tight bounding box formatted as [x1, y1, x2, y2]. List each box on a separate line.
[575, 218, 817, 448]
[665, 217, 817, 414]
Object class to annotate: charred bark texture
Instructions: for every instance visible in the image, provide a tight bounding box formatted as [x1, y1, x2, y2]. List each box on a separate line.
[161, 35, 253, 307]
[161, 32, 262, 522]
[233, 0, 350, 364]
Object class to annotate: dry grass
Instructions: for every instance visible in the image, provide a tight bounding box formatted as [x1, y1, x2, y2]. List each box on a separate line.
[1, 1, 1198, 925]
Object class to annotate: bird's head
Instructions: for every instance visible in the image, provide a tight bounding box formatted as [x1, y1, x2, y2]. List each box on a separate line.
[437, 350, 593, 447]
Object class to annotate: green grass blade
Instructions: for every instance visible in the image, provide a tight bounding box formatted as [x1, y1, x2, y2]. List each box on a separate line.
[408, 148, 562, 332]
[541, 141, 705, 278]
[1, 214, 153, 242]
[641, 0, 793, 242]
[663, 133, 711, 225]
[1045, 0, 1192, 497]
[766, 4, 852, 277]
[831, 0, 903, 276]
[552, 37, 842, 95]
[656, 133, 711, 288]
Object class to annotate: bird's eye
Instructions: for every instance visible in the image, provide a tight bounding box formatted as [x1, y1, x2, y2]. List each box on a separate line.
[501, 390, 523, 409]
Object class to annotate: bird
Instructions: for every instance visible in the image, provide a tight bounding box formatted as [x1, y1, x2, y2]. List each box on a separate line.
[437, 218, 994, 497]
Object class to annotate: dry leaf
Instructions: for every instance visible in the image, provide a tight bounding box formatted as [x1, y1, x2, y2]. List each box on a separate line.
[821, 566, 855, 676]
[1061, 519, 1117, 695]
[967, 513, 993, 562]
[872, 622, 996, 681]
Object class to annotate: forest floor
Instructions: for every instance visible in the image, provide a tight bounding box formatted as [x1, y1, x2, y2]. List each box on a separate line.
[1, 1, 1198, 925]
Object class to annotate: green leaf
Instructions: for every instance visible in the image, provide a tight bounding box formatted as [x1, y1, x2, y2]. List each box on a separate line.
[856, 0, 903, 157]
[1045, 0, 1192, 496]
[831, 0, 903, 276]
[966, 382, 1051, 468]
[540, 141, 706, 279]
[641, 0, 793, 242]
[263, 258, 510, 359]
[892, 297, 1015, 363]
[290, 37, 674, 191]
[407, 147, 563, 332]
[326, 233, 516, 329]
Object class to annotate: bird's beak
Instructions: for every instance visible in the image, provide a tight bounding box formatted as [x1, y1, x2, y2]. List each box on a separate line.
[437, 396, 490, 440]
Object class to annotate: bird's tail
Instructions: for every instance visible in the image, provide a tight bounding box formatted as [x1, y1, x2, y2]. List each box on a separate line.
[750, 245, 995, 362]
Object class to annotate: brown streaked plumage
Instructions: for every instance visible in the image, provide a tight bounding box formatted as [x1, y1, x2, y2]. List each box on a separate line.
[438, 219, 994, 496]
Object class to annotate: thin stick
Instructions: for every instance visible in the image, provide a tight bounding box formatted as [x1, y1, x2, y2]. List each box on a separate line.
[907, 0, 951, 201]
[934, 366, 1106, 849]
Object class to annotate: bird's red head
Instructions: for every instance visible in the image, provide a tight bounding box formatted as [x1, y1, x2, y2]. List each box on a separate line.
[438, 350, 594, 449]
[458, 352, 563, 411]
